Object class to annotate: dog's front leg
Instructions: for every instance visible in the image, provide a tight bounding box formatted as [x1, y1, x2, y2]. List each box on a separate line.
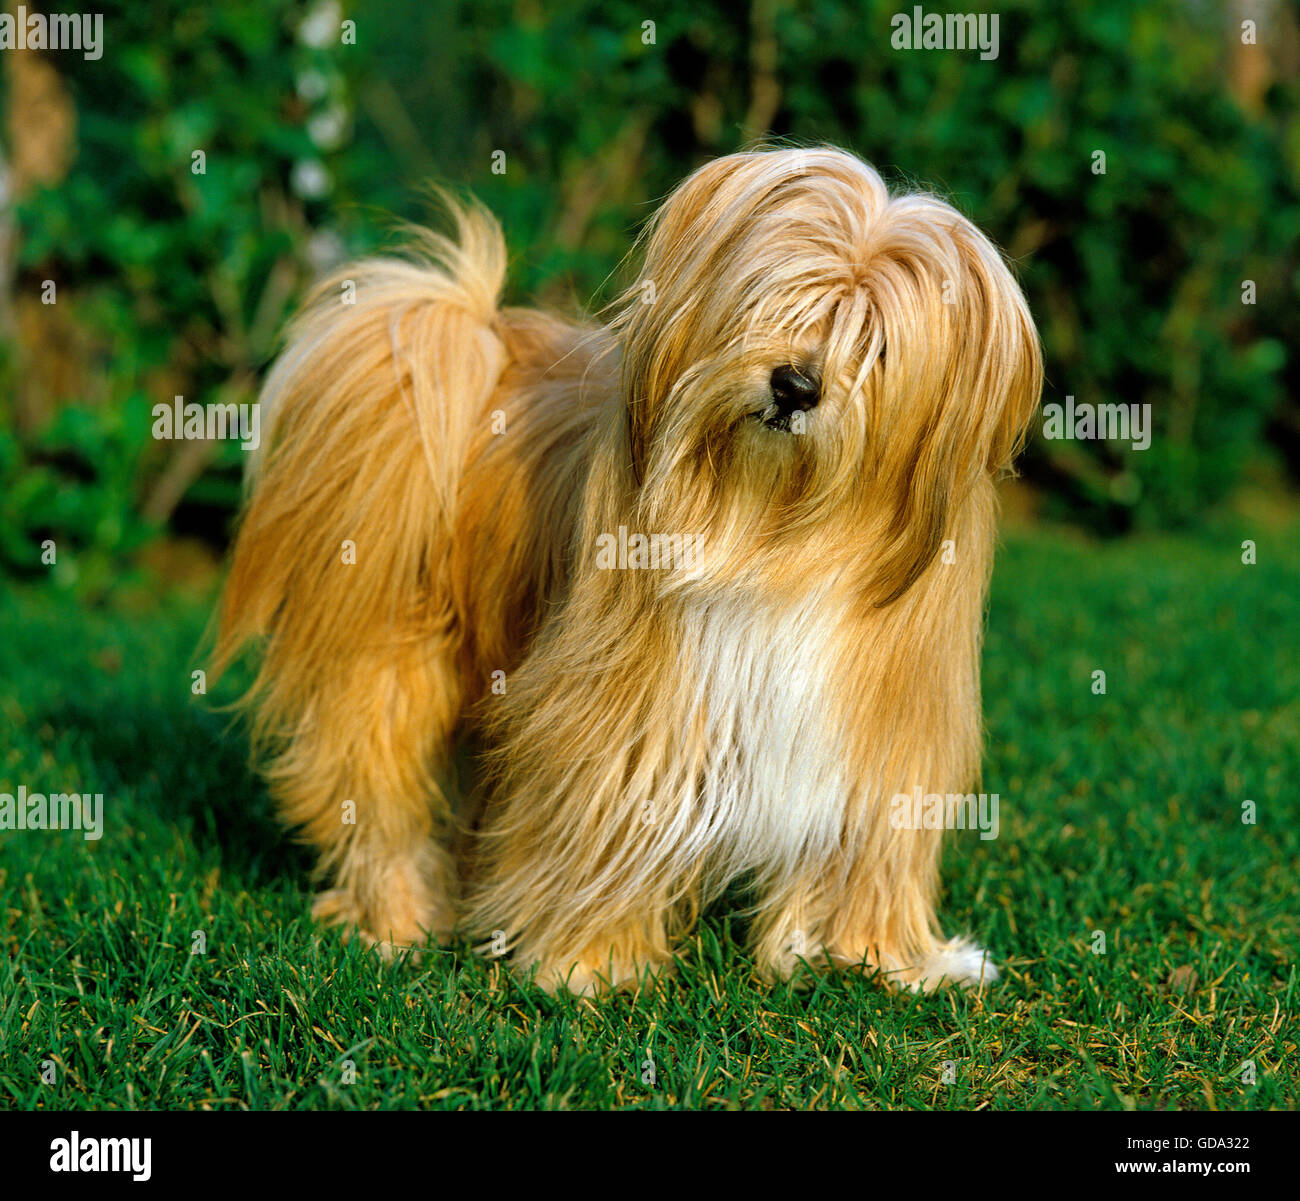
[468, 746, 686, 993]
[472, 821, 678, 995]
[820, 826, 998, 991]
[750, 824, 996, 991]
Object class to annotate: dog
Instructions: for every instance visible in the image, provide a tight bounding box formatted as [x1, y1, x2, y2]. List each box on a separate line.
[213, 146, 1041, 994]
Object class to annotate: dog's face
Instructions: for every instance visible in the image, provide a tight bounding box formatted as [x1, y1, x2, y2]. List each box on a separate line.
[615, 147, 1042, 603]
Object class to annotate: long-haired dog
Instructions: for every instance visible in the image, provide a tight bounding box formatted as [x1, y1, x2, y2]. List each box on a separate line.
[214, 146, 1041, 994]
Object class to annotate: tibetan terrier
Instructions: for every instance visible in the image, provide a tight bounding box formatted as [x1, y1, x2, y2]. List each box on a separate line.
[214, 146, 1042, 993]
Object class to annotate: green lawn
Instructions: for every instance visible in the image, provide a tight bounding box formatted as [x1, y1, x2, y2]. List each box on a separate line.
[1, 523, 1296, 1110]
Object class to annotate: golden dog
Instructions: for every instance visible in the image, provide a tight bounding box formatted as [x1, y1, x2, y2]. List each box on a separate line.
[214, 146, 1041, 993]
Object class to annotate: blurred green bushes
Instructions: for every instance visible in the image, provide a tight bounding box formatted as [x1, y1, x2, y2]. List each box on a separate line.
[2, 0, 1297, 593]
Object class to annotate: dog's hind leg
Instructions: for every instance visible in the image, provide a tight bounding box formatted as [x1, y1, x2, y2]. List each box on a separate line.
[272, 645, 463, 955]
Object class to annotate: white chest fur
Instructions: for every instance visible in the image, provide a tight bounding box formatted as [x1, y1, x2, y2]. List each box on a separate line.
[678, 590, 852, 881]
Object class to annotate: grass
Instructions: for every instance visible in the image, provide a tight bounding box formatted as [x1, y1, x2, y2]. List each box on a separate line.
[1, 521, 1297, 1110]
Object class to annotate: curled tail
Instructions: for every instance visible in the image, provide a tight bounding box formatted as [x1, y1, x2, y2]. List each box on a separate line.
[211, 198, 508, 943]
[214, 197, 506, 736]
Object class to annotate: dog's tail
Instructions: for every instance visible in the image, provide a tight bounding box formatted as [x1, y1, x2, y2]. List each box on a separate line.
[212, 197, 508, 762]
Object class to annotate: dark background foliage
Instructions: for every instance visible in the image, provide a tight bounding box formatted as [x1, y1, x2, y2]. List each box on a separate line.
[2, 0, 1297, 595]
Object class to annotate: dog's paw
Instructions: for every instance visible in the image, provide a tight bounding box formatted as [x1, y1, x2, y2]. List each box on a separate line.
[311, 891, 421, 961]
[905, 937, 998, 992]
[517, 943, 674, 996]
[312, 869, 454, 964]
[540, 958, 673, 997]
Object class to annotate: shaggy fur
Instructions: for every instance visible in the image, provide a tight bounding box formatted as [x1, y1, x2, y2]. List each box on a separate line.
[213, 146, 1042, 994]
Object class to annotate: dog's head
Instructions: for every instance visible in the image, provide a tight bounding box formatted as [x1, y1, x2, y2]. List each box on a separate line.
[613, 146, 1042, 604]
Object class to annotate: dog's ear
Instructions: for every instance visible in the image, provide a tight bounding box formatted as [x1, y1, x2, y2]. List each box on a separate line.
[614, 158, 742, 486]
[866, 203, 1042, 606]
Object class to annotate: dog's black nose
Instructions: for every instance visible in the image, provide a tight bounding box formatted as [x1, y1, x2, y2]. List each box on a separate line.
[769, 365, 820, 416]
